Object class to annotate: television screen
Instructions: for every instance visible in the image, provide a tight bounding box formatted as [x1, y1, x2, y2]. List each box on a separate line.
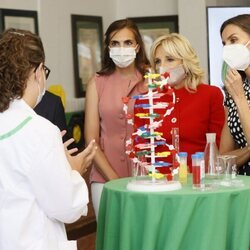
[206, 6, 250, 89]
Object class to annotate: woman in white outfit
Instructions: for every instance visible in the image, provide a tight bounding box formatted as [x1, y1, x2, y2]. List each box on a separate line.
[0, 28, 96, 250]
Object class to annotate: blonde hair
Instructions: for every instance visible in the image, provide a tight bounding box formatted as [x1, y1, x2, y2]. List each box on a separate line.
[150, 33, 204, 91]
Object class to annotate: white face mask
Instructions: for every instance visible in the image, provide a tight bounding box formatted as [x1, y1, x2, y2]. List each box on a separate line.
[159, 64, 186, 86]
[35, 82, 46, 107]
[109, 47, 136, 68]
[222, 41, 250, 71]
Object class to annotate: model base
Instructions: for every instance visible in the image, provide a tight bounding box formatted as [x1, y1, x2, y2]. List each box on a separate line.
[127, 177, 182, 192]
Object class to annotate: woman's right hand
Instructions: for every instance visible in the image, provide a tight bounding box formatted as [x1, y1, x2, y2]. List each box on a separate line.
[224, 69, 245, 103]
[64, 137, 97, 175]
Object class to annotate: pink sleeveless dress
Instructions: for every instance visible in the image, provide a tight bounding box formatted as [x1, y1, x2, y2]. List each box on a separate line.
[90, 70, 146, 183]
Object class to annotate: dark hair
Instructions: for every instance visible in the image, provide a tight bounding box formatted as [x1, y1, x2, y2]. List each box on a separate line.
[0, 28, 45, 112]
[220, 14, 250, 36]
[220, 14, 250, 80]
[97, 18, 150, 76]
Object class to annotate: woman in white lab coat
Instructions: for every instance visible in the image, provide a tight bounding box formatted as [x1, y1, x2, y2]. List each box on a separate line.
[0, 28, 96, 250]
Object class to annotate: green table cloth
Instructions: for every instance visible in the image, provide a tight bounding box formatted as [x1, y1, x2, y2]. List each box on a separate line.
[96, 176, 250, 250]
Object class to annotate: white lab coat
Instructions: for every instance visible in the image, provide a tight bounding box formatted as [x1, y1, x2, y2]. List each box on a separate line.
[0, 99, 89, 250]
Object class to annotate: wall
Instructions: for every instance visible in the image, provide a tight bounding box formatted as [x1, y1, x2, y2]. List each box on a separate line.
[0, 0, 116, 112]
[0, 0, 35, 10]
[115, 0, 178, 19]
[39, 0, 116, 111]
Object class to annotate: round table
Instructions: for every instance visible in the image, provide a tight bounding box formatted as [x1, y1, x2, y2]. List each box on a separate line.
[96, 175, 250, 250]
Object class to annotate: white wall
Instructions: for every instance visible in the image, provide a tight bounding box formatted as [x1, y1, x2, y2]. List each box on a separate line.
[0, 0, 36, 10]
[0, 0, 249, 111]
[0, 0, 116, 111]
[115, 0, 177, 19]
[38, 0, 116, 111]
[178, 0, 208, 80]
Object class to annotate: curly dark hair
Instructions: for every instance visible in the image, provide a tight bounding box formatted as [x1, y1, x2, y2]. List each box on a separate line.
[0, 28, 45, 112]
[97, 18, 150, 76]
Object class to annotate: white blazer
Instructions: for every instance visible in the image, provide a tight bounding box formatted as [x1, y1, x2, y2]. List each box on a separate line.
[0, 99, 89, 250]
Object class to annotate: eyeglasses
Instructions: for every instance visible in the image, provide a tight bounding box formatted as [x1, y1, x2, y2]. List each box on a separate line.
[43, 65, 51, 80]
[34, 64, 51, 80]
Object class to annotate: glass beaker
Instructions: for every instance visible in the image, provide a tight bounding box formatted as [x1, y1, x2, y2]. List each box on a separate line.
[217, 155, 237, 186]
[131, 160, 147, 178]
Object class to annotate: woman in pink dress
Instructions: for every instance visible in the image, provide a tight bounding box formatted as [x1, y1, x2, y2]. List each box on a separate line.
[84, 18, 150, 218]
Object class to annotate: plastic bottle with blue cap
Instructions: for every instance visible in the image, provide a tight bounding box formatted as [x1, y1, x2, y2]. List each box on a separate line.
[192, 152, 205, 189]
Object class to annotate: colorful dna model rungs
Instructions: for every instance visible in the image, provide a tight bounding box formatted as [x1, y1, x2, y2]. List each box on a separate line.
[123, 71, 180, 183]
